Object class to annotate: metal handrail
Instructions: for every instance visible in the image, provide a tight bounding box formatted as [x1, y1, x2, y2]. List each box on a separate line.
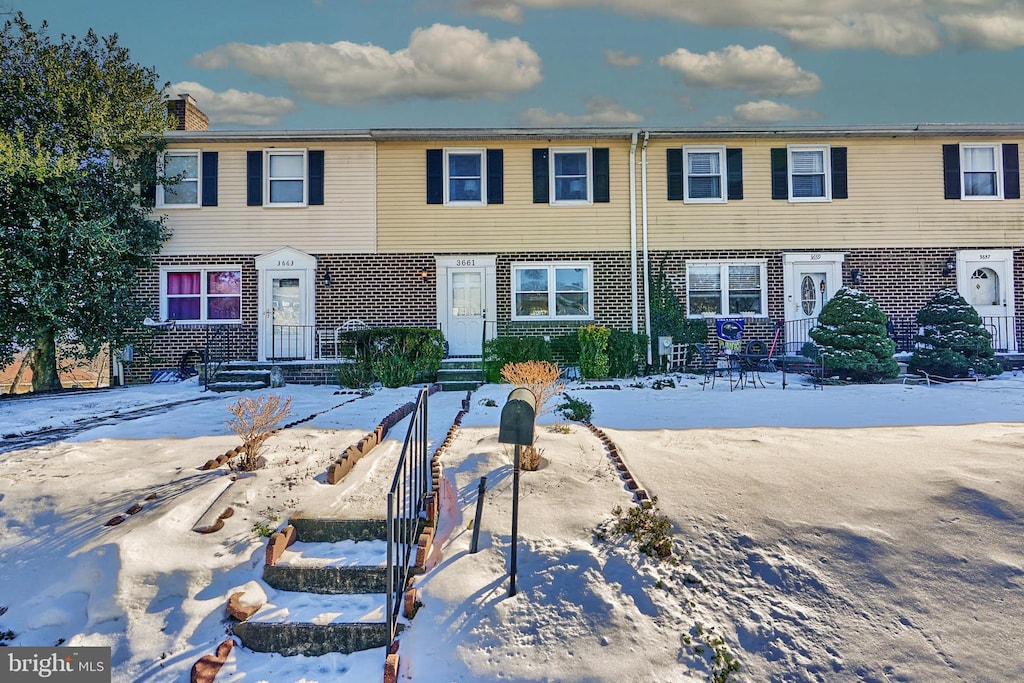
[202, 325, 233, 391]
[270, 324, 316, 360]
[386, 387, 430, 646]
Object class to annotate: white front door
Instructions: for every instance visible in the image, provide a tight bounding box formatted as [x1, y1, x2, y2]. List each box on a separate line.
[255, 247, 317, 361]
[782, 253, 845, 354]
[446, 268, 485, 356]
[956, 249, 1017, 351]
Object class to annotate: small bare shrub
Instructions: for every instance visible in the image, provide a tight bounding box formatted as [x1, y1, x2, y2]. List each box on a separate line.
[226, 394, 293, 471]
[500, 361, 564, 470]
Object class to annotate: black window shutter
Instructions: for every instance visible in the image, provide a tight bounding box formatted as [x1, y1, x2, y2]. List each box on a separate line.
[486, 149, 503, 204]
[771, 148, 788, 200]
[830, 147, 848, 199]
[141, 152, 157, 208]
[246, 151, 263, 206]
[532, 148, 549, 203]
[593, 147, 610, 203]
[201, 151, 218, 206]
[942, 144, 961, 200]
[307, 150, 324, 205]
[426, 149, 443, 204]
[726, 148, 743, 200]
[1003, 143, 1020, 199]
[666, 149, 683, 200]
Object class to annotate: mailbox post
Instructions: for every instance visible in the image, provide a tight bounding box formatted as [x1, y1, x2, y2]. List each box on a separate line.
[498, 388, 536, 597]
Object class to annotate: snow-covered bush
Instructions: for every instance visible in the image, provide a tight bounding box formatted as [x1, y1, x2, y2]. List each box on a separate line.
[909, 288, 1002, 378]
[808, 288, 899, 382]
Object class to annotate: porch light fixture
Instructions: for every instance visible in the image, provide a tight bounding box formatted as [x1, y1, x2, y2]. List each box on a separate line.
[850, 269, 863, 286]
[942, 257, 956, 277]
[323, 268, 333, 287]
[418, 269, 432, 282]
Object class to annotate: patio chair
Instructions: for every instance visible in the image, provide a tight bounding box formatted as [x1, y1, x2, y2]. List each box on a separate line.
[693, 343, 719, 390]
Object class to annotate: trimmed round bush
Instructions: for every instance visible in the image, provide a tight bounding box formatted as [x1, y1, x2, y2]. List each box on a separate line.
[809, 287, 899, 382]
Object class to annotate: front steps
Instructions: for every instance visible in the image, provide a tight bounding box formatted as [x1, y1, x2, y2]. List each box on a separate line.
[437, 358, 484, 391]
[233, 518, 397, 657]
[207, 368, 272, 393]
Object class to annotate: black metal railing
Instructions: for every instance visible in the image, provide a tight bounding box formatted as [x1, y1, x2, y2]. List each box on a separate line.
[780, 316, 819, 355]
[270, 324, 316, 360]
[386, 387, 430, 646]
[201, 324, 234, 391]
[980, 315, 1022, 353]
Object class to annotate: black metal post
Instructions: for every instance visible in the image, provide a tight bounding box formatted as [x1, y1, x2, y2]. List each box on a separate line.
[509, 445, 520, 597]
[470, 476, 487, 554]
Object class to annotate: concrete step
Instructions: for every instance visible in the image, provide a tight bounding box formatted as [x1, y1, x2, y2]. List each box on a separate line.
[213, 369, 272, 383]
[207, 381, 271, 393]
[289, 517, 389, 543]
[234, 614, 391, 656]
[436, 369, 485, 382]
[438, 380, 482, 392]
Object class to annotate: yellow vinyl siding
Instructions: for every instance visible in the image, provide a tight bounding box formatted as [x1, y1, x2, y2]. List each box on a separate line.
[376, 139, 633, 252]
[158, 141, 376, 255]
[648, 136, 1024, 250]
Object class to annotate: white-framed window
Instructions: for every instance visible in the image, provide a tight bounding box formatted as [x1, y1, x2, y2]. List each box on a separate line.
[265, 149, 307, 207]
[161, 267, 242, 323]
[684, 146, 726, 203]
[512, 262, 593, 320]
[550, 147, 592, 205]
[788, 145, 831, 202]
[444, 148, 486, 206]
[157, 150, 200, 208]
[686, 262, 767, 317]
[961, 143, 1003, 199]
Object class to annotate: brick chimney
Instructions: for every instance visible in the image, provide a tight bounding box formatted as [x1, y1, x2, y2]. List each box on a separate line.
[167, 93, 209, 131]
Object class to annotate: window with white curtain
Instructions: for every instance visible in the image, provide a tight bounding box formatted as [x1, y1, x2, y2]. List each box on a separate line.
[961, 143, 1002, 199]
[265, 149, 307, 206]
[686, 262, 767, 316]
[684, 146, 726, 203]
[788, 145, 831, 201]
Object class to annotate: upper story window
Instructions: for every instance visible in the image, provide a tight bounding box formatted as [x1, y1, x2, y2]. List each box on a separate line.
[445, 149, 486, 205]
[788, 145, 831, 202]
[551, 147, 592, 204]
[265, 149, 307, 206]
[157, 150, 200, 208]
[686, 262, 767, 317]
[161, 267, 242, 323]
[684, 146, 726, 203]
[961, 143, 1002, 199]
[512, 262, 593, 321]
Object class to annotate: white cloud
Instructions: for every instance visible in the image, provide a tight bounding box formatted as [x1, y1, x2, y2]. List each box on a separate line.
[605, 49, 642, 67]
[461, 0, 1024, 54]
[518, 96, 643, 125]
[458, 0, 524, 22]
[941, 13, 1024, 50]
[659, 45, 821, 97]
[167, 81, 298, 127]
[711, 99, 822, 125]
[192, 24, 543, 106]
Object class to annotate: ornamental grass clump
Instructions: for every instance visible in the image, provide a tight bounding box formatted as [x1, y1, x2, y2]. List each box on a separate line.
[226, 394, 293, 471]
[500, 360, 564, 470]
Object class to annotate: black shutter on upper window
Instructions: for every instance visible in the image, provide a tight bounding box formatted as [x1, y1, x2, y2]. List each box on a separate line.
[201, 152, 218, 207]
[486, 149, 503, 204]
[141, 152, 157, 208]
[942, 144, 961, 200]
[666, 149, 683, 200]
[830, 147, 848, 199]
[726, 148, 743, 200]
[532, 148, 549, 203]
[1003, 143, 1020, 199]
[770, 148, 788, 200]
[426, 149, 443, 204]
[307, 150, 324, 205]
[246, 151, 263, 206]
[593, 148, 610, 203]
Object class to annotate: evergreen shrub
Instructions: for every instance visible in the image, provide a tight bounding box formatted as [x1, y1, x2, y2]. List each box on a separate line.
[483, 335, 552, 383]
[578, 325, 612, 379]
[909, 288, 1002, 378]
[808, 288, 899, 382]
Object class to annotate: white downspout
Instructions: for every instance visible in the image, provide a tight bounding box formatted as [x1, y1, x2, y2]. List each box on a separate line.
[641, 131, 652, 365]
[629, 132, 639, 334]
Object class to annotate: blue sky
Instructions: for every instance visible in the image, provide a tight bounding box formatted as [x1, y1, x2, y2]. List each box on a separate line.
[13, 0, 1024, 130]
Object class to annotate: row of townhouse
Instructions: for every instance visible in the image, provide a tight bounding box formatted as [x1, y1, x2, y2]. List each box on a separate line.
[132, 95, 1024, 382]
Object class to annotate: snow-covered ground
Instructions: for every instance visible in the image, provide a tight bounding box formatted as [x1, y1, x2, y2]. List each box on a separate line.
[1, 371, 1023, 682]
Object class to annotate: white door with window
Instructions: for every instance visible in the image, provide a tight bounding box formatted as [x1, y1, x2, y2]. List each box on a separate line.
[956, 249, 1016, 351]
[436, 256, 497, 358]
[255, 248, 317, 361]
[783, 253, 845, 354]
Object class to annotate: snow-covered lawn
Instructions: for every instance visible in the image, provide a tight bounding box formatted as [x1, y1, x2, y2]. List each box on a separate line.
[1, 372, 1023, 682]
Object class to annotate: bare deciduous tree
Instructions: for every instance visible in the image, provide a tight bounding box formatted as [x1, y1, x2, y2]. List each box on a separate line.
[226, 394, 293, 471]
